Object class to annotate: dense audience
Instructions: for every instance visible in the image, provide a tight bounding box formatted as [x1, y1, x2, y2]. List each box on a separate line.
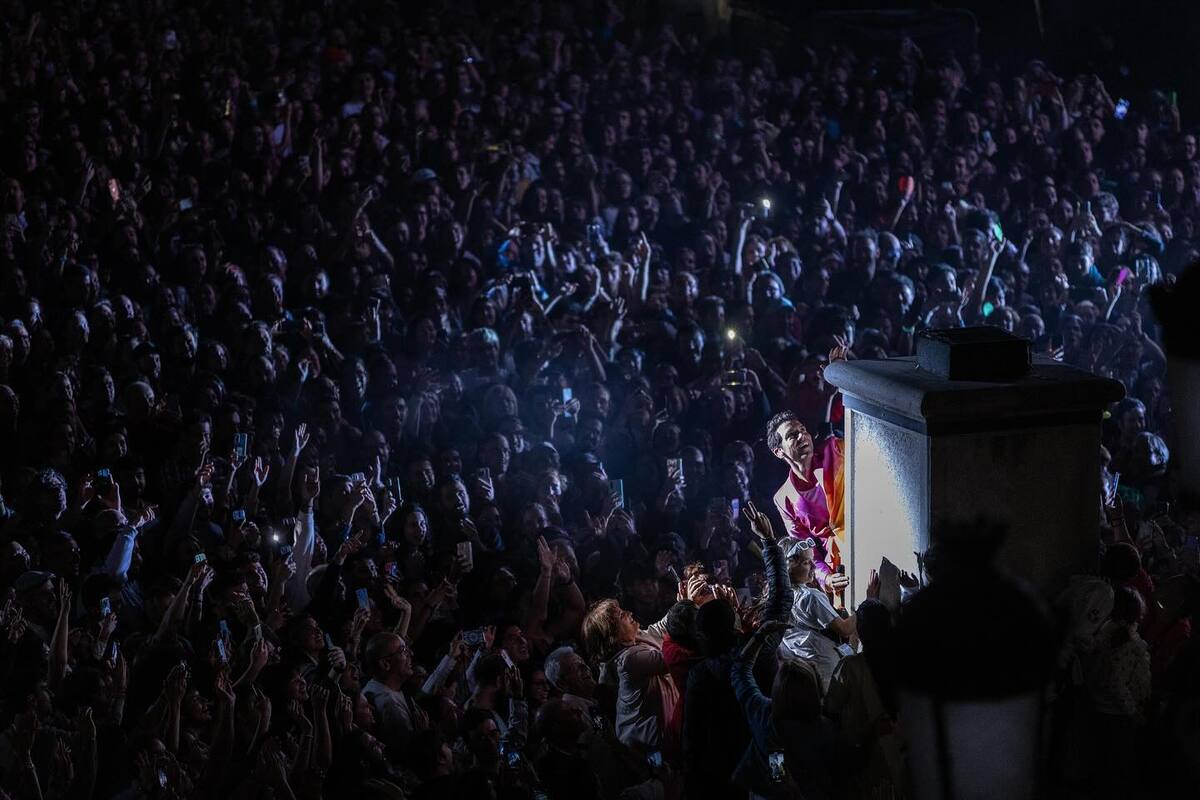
[0, 1, 1198, 798]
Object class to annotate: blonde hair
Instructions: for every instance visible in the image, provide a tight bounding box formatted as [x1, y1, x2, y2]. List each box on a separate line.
[582, 599, 625, 665]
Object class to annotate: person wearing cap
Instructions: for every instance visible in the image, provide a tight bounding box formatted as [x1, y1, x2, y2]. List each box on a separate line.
[409, 167, 438, 186]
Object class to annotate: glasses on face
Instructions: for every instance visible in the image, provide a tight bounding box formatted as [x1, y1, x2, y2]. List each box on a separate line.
[385, 643, 411, 660]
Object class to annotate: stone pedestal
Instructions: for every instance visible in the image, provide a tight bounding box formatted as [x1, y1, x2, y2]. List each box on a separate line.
[825, 355, 1124, 605]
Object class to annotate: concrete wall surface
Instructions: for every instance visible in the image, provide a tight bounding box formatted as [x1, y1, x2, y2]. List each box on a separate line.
[844, 409, 1102, 603]
[845, 408, 929, 609]
[929, 424, 1101, 593]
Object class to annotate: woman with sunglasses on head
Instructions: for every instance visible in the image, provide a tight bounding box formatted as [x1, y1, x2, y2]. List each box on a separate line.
[742, 501, 873, 694]
[778, 535, 865, 694]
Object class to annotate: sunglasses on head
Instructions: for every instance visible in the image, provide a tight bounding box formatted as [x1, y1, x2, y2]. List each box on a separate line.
[786, 538, 817, 557]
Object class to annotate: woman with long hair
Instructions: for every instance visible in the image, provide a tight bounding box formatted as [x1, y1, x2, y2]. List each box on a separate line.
[732, 620, 837, 799]
[386, 502, 433, 582]
[581, 598, 677, 754]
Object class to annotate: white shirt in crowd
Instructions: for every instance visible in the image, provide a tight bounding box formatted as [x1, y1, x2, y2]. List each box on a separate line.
[780, 585, 844, 692]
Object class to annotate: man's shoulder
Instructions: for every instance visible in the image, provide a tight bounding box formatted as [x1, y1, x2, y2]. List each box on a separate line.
[792, 585, 825, 608]
[831, 652, 869, 679]
[363, 678, 399, 701]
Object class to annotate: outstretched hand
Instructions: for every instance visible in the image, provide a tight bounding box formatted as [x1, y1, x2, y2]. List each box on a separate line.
[253, 457, 270, 487]
[299, 466, 321, 505]
[828, 334, 853, 364]
[536, 536, 556, 575]
[741, 500, 775, 542]
[866, 568, 880, 599]
[292, 423, 310, 458]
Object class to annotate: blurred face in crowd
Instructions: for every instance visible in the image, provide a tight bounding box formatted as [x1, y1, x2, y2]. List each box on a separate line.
[576, 416, 603, 452]
[537, 471, 564, 506]
[287, 668, 309, 702]
[437, 448, 462, 478]
[403, 510, 429, 547]
[521, 503, 549, 538]
[34, 478, 67, 522]
[1120, 404, 1146, 442]
[582, 385, 611, 419]
[185, 689, 213, 724]
[409, 459, 436, 495]
[500, 624, 530, 664]
[440, 478, 470, 516]
[479, 434, 511, 476]
[376, 634, 414, 684]
[678, 328, 704, 366]
[20, 578, 58, 625]
[554, 650, 596, 697]
[498, 418, 527, 454]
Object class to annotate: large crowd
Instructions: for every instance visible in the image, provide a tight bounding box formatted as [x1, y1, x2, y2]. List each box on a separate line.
[0, 1, 1198, 798]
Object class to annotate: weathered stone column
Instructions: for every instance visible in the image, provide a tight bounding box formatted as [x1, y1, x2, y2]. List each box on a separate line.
[825, 329, 1124, 606]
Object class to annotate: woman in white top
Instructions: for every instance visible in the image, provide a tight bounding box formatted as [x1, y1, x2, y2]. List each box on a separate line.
[778, 537, 857, 692]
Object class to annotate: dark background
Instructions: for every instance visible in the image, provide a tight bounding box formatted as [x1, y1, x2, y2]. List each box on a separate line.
[710, 0, 1200, 118]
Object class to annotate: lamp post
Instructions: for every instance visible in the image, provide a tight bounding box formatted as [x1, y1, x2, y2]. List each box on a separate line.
[895, 521, 1056, 800]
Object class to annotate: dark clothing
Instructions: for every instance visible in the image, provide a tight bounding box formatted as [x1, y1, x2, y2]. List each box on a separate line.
[682, 536, 790, 798]
[731, 656, 837, 799]
[762, 535, 792, 624]
[535, 746, 603, 800]
[683, 653, 749, 800]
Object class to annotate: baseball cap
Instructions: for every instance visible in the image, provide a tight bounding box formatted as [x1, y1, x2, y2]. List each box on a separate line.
[410, 168, 438, 185]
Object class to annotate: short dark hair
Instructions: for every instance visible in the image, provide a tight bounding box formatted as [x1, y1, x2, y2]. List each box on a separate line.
[474, 654, 507, 689]
[765, 410, 799, 452]
[695, 598, 737, 656]
[576, 410, 604, 430]
[81, 573, 121, 608]
[663, 601, 697, 647]
[1101, 542, 1141, 583]
[460, 707, 494, 737]
[855, 598, 893, 649]
[1113, 397, 1145, 420]
[771, 659, 823, 723]
[1111, 586, 1145, 626]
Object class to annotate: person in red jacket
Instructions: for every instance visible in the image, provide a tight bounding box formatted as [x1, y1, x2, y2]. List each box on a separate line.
[660, 599, 701, 763]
